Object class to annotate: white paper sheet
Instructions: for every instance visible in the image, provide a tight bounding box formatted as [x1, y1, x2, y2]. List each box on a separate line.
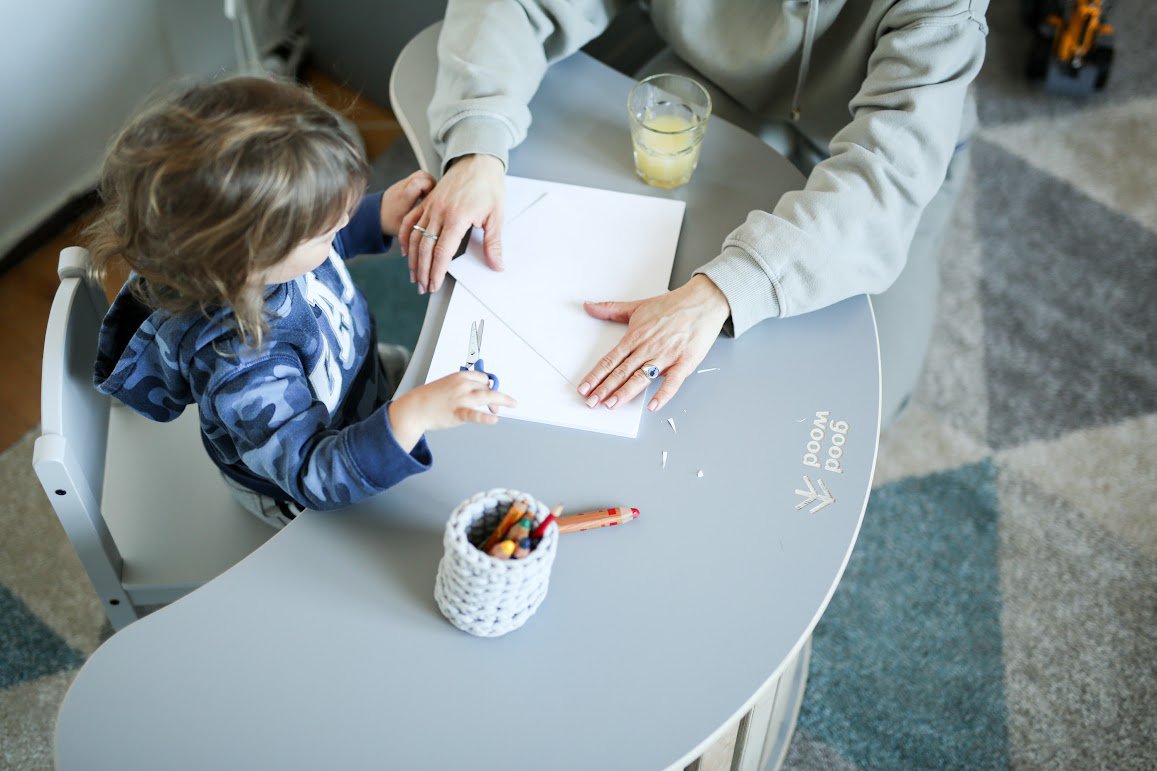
[426, 176, 685, 438]
[425, 283, 644, 437]
[448, 176, 685, 386]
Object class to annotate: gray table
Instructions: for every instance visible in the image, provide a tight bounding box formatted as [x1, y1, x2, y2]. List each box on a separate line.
[55, 26, 880, 771]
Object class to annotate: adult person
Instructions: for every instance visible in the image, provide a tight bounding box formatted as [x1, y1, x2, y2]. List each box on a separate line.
[401, 0, 988, 424]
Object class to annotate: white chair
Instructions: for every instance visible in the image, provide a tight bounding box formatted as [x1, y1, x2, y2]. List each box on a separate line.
[32, 247, 274, 631]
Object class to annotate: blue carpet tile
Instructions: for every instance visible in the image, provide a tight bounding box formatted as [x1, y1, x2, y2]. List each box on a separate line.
[800, 460, 1010, 770]
[0, 585, 83, 689]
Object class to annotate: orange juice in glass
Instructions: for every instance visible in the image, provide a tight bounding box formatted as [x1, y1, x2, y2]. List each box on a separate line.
[628, 74, 712, 189]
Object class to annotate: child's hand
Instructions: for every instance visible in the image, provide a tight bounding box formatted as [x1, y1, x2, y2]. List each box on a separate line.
[380, 171, 436, 237]
[388, 371, 516, 452]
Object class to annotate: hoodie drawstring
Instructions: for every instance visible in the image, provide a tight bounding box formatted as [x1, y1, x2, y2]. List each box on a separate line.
[790, 0, 819, 121]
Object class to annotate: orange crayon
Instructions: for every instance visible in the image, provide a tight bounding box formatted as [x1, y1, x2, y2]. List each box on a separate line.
[480, 499, 529, 552]
[556, 506, 640, 535]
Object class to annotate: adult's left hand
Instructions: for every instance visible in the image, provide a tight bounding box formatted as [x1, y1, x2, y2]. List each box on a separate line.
[578, 275, 731, 412]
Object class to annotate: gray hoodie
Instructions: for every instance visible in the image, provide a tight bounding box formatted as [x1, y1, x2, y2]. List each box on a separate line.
[428, 0, 989, 333]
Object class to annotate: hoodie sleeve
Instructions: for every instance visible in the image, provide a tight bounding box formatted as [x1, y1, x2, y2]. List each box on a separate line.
[334, 192, 392, 260]
[201, 356, 431, 510]
[428, 0, 624, 170]
[697, 0, 988, 334]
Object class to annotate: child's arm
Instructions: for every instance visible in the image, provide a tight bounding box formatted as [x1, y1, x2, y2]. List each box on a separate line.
[380, 171, 435, 237]
[388, 369, 515, 453]
[202, 361, 512, 510]
[333, 172, 435, 260]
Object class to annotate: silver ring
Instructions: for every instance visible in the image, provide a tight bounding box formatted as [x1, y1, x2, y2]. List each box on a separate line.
[640, 363, 660, 380]
[422, 232, 439, 241]
[411, 224, 427, 233]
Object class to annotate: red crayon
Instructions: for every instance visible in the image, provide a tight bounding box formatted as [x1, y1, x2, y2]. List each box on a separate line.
[530, 505, 564, 540]
[556, 507, 639, 535]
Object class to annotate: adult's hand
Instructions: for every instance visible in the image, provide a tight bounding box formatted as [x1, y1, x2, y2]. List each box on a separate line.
[579, 275, 731, 412]
[400, 154, 506, 294]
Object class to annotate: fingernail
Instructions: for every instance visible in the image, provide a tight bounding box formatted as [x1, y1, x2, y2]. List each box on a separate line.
[408, 270, 415, 284]
[418, 285, 426, 295]
[585, 395, 599, 408]
[605, 396, 618, 409]
[578, 382, 591, 396]
[648, 399, 659, 412]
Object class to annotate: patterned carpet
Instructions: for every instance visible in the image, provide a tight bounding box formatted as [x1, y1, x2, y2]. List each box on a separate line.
[2, 4, 1154, 768]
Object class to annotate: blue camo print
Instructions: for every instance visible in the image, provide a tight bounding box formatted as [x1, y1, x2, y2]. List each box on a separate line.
[94, 192, 431, 509]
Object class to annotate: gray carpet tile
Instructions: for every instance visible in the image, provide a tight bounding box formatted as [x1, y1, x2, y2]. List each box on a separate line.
[0, 670, 73, 771]
[996, 466, 1157, 770]
[0, 433, 105, 657]
[873, 404, 990, 489]
[782, 730, 861, 771]
[973, 138, 1157, 450]
[979, 96, 1157, 233]
[999, 413, 1157, 558]
[976, 0, 1157, 127]
[913, 167, 990, 444]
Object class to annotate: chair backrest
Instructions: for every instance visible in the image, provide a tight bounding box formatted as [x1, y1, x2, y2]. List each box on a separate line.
[33, 247, 137, 625]
[34, 247, 279, 631]
[388, 22, 442, 175]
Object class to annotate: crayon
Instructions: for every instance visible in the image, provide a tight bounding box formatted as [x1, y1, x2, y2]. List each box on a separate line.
[513, 538, 532, 559]
[556, 506, 640, 535]
[488, 540, 515, 560]
[480, 499, 529, 552]
[506, 517, 534, 543]
[529, 505, 565, 541]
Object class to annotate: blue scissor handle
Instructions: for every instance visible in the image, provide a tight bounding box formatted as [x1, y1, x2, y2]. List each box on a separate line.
[461, 360, 499, 391]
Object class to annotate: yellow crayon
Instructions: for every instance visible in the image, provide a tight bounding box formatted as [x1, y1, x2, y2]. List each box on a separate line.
[488, 540, 515, 560]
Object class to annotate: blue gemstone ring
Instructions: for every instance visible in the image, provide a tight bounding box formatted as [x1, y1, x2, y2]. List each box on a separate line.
[640, 364, 660, 380]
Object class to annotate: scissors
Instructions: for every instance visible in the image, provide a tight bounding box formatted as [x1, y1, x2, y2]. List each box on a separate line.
[460, 319, 499, 390]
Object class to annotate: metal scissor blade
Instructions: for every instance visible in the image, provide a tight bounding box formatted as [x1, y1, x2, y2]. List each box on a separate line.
[466, 320, 482, 363]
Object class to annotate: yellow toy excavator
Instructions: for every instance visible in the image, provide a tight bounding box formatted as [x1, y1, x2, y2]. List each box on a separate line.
[1024, 0, 1115, 95]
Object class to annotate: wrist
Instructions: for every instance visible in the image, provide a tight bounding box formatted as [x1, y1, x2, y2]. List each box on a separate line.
[387, 394, 424, 454]
[687, 274, 731, 327]
[447, 153, 504, 177]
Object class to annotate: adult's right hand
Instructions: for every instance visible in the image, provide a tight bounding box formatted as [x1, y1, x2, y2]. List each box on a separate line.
[400, 153, 506, 295]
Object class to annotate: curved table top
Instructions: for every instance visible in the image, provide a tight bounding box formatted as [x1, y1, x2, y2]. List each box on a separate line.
[56, 27, 880, 771]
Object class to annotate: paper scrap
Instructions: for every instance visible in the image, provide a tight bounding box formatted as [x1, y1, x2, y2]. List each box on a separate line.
[697, 367, 720, 373]
[666, 418, 677, 434]
[661, 451, 668, 469]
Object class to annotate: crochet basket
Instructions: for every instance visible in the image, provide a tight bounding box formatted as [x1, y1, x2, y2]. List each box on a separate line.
[434, 488, 559, 637]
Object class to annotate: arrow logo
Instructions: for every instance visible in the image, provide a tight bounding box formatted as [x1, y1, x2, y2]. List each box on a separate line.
[794, 475, 835, 513]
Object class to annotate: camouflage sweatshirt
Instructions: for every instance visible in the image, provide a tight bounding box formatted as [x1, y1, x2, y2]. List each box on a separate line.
[93, 192, 432, 510]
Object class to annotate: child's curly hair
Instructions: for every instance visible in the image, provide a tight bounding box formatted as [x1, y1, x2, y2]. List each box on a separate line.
[86, 75, 369, 347]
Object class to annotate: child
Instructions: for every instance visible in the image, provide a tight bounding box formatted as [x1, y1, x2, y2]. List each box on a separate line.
[88, 75, 514, 528]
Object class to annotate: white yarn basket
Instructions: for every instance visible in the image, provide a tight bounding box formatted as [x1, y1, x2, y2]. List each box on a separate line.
[434, 488, 559, 637]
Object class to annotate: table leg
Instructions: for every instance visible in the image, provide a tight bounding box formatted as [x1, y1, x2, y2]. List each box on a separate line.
[685, 636, 811, 771]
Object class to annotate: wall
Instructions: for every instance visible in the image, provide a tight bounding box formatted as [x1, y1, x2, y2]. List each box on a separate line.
[297, 0, 448, 110]
[0, 0, 235, 258]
